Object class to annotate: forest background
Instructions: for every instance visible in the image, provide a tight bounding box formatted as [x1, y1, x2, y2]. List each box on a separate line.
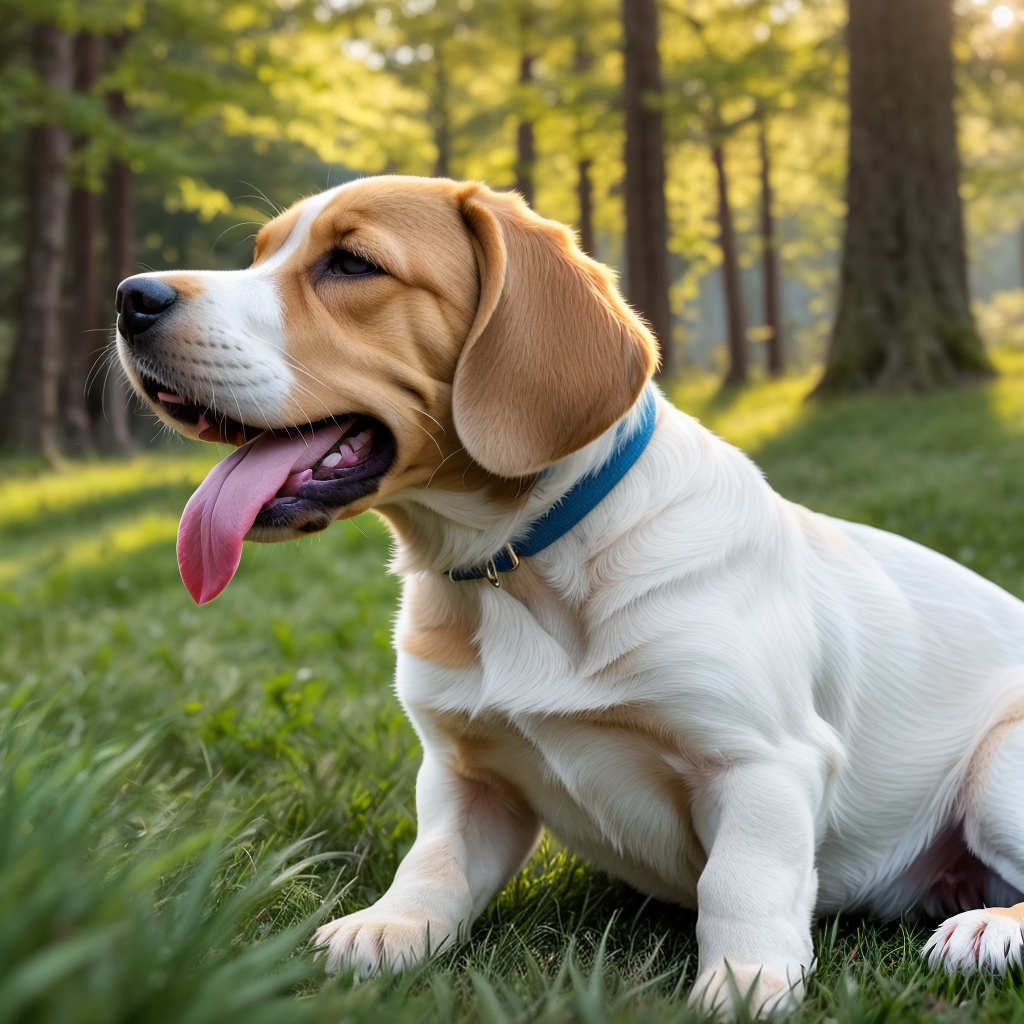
[7, 3, 1024, 1021]
[2, 0, 1024, 459]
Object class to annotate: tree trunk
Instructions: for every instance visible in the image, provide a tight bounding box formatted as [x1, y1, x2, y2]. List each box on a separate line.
[514, 51, 536, 207]
[816, 0, 991, 395]
[0, 23, 73, 458]
[62, 31, 103, 452]
[573, 37, 595, 256]
[712, 141, 747, 386]
[431, 47, 451, 179]
[622, 0, 673, 374]
[576, 158, 595, 257]
[102, 32, 135, 454]
[759, 117, 785, 377]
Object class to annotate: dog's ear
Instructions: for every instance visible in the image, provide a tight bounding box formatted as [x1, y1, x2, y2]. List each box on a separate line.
[452, 185, 659, 479]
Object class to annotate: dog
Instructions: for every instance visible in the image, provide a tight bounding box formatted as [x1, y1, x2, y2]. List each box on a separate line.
[116, 175, 1024, 1017]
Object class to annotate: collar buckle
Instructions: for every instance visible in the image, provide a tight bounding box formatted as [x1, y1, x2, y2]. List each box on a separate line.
[484, 544, 520, 587]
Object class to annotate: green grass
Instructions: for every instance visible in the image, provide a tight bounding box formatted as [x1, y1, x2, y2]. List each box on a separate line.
[6, 355, 1024, 1022]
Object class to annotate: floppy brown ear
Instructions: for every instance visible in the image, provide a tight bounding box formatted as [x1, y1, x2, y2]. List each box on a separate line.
[452, 184, 659, 479]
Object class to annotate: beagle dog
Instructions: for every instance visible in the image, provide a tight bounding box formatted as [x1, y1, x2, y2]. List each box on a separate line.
[116, 175, 1024, 1017]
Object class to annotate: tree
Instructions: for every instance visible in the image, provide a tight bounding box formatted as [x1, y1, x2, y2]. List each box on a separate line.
[758, 112, 784, 377]
[0, 21, 73, 459]
[622, 0, 673, 373]
[61, 30, 103, 452]
[711, 138, 747, 385]
[815, 0, 992, 394]
[513, 4, 537, 206]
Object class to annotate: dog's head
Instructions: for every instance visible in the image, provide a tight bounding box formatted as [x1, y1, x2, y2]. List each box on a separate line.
[116, 176, 658, 601]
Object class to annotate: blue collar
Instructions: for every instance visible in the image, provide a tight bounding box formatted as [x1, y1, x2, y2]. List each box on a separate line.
[447, 384, 658, 586]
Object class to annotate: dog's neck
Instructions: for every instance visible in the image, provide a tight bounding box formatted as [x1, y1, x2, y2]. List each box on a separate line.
[376, 392, 657, 581]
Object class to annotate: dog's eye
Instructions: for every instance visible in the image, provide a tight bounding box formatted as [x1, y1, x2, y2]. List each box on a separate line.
[326, 250, 383, 277]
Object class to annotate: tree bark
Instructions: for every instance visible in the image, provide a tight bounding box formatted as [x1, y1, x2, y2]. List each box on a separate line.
[62, 31, 103, 452]
[576, 158, 595, 257]
[759, 116, 785, 377]
[0, 23, 73, 458]
[712, 141, 747, 386]
[815, 0, 991, 395]
[514, 51, 536, 206]
[622, 0, 673, 374]
[102, 31, 135, 454]
[573, 37, 595, 256]
[431, 46, 451, 179]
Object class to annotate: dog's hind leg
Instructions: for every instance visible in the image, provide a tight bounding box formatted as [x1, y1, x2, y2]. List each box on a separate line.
[924, 704, 1024, 974]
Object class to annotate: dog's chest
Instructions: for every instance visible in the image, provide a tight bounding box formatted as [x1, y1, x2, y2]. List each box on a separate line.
[423, 701, 709, 905]
[398, 576, 708, 903]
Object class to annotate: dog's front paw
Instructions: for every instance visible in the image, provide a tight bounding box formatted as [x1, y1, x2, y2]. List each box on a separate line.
[923, 906, 1024, 974]
[689, 963, 803, 1020]
[314, 906, 462, 976]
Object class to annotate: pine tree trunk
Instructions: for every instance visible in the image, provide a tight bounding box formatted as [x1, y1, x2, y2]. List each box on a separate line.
[576, 158, 595, 256]
[713, 141, 747, 386]
[816, 0, 991, 394]
[759, 117, 785, 377]
[431, 47, 451, 179]
[103, 31, 135, 454]
[573, 37, 595, 256]
[622, 0, 673, 374]
[62, 31, 102, 452]
[514, 51, 536, 207]
[0, 23, 73, 458]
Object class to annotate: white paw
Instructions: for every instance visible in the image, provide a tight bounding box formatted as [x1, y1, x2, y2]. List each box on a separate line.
[313, 906, 462, 976]
[923, 907, 1024, 974]
[688, 963, 804, 1019]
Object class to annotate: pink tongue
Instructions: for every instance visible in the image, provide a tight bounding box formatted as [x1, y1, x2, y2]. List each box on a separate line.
[177, 423, 348, 604]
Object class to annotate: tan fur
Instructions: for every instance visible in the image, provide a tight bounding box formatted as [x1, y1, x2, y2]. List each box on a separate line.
[253, 205, 304, 263]
[985, 902, 1024, 920]
[153, 274, 206, 300]
[430, 711, 534, 808]
[452, 185, 660, 478]
[397, 572, 482, 669]
[963, 695, 1024, 810]
[260, 180, 559, 522]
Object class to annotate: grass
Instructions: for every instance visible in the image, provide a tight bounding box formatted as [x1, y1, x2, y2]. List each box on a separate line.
[6, 353, 1024, 1021]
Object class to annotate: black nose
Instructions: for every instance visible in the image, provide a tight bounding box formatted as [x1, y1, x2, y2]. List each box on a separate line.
[116, 277, 178, 344]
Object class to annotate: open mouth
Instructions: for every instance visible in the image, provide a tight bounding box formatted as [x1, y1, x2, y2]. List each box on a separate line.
[135, 369, 396, 604]
[136, 369, 396, 524]
[138, 370, 266, 446]
[249, 414, 396, 531]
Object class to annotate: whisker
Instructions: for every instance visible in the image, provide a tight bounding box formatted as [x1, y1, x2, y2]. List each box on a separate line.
[411, 407, 446, 436]
[411, 418, 445, 464]
[210, 220, 267, 257]
[427, 446, 466, 489]
[86, 345, 115, 395]
[235, 181, 284, 217]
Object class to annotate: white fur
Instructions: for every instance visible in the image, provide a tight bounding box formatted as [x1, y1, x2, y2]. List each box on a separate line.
[314, 389, 1024, 1014]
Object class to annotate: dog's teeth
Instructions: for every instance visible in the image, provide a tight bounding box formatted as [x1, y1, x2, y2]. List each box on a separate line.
[321, 452, 343, 468]
[337, 442, 361, 467]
